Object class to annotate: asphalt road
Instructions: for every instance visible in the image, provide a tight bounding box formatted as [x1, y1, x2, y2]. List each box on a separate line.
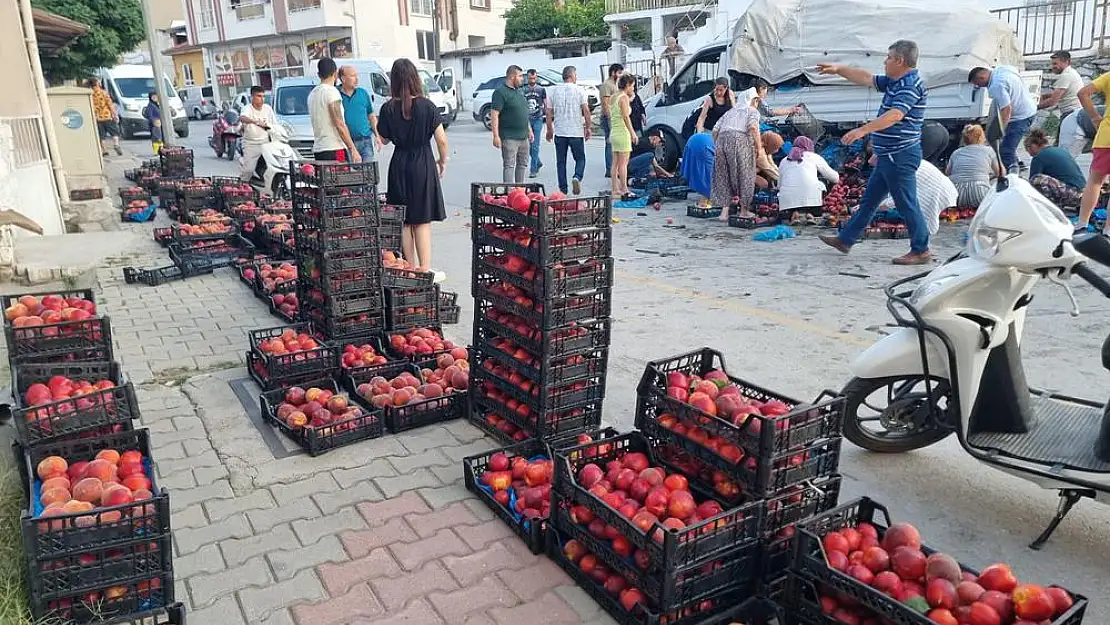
[124, 118, 1110, 620]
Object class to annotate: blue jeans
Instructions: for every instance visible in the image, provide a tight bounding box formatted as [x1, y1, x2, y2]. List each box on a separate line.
[354, 137, 374, 161]
[1000, 115, 1034, 173]
[601, 116, 612, 175]
[554, 136, 586, 194]
[628, 153, 654, 179]
[838, 144, 930, 254]
[529, 118, 544, 174]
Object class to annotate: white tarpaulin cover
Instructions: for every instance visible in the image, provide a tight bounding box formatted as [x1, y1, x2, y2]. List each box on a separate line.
[729, 0, 1025, 89]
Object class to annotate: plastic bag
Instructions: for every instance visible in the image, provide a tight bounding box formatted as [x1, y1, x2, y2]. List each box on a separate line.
[122, 203, 157, 222]
[752, 225, 797, 241]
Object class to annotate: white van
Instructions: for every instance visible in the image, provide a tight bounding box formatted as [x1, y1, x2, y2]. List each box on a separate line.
[97, 65, 189, 138]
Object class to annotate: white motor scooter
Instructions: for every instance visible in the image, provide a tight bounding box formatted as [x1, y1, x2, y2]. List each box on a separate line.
[241, 122, 296, 199]
[840, 173, 1110, 549]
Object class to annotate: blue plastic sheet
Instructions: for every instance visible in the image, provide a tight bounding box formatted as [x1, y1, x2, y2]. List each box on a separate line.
[122, 203, 156, 222]
[752, 225, 797, 241]
[614, 196, 650, 209]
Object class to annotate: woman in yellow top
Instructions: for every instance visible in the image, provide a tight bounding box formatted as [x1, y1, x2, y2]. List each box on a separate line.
[1078, 71, 1110, 234]
[608, 75, 638, 201]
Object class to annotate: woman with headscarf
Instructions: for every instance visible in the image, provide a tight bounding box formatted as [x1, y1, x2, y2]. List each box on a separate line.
[777, 136, 840, 214]
[711, 99, 763, 219]
[695, 78, 734, 134]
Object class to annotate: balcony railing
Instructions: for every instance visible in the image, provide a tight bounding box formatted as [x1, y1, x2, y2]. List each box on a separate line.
[232, 0, 266, 20]
[990, 0, 1109, 55]
[605, 0, 715, 14]
[287, 0, 320, 12]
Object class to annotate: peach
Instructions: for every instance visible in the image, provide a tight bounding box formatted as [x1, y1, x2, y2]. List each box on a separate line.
[102, 486, 133, 507]
[38, 503, 67, 531]
[37, 456, 68, 481]
[95, 449, 121, 465]
[41, 476, 70, 492]
[72, 477, 104, 504]
[62, 500, 96, 527]
[122, 475, 152, 492]
[84, 459, 115, 482]
[305, 387, 325, 403]
[40, 487, 71, 507]
[119, 450, 142, 466]
[131, 488, 153, 501]
[67, 461, 89, 482]
[117, 462, 144, 479]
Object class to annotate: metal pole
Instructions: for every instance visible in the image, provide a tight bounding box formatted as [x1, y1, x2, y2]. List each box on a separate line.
[140, 0, 175, 147]
[431, 0, 442, 72]
[17, 0, 69, 213]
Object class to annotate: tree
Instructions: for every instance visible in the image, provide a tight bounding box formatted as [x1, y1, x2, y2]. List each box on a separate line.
[504, 0, 648, 47]
[31, 0, 145, 82]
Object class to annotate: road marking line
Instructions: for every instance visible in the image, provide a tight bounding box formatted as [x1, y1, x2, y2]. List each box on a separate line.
[615, 269, 874, 347]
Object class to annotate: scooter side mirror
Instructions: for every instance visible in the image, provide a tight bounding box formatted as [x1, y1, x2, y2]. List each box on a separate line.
[1074, 232, 1110, 267]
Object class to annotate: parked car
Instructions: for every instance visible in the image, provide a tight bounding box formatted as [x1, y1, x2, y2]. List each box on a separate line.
[179, 85, 217, 120]
[472, 71, 599, 130]
[96, 64, 189, 138]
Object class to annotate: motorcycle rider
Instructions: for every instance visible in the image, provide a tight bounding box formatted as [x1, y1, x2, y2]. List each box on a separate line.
[239, 86, 278, 182]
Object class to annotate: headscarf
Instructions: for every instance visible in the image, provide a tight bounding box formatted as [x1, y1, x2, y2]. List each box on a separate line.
[787, 136, 815, 162]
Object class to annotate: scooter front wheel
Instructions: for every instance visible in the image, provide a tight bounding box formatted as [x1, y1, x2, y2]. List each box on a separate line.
[841, 376, 953, 453]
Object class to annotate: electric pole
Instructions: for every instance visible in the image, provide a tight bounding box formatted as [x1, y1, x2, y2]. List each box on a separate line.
[140, 0, 175, 147]
[431, 0, 442, 72]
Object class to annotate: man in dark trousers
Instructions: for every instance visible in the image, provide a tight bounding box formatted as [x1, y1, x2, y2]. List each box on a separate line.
[523, 69, 547, 178]
[491, 65, 532, 184]
[817, 40, 932, 265]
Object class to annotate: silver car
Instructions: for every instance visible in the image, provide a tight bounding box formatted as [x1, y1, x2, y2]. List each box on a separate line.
[179, 85, 218, 120]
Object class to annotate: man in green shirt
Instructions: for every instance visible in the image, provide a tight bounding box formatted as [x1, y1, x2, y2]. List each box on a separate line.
[491, 65, 533, 183]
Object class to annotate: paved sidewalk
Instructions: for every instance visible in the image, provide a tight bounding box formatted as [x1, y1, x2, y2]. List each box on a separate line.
[84, 216, 616, 624]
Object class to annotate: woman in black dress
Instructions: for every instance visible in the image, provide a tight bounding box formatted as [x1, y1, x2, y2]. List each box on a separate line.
[377, 58, 449, 279]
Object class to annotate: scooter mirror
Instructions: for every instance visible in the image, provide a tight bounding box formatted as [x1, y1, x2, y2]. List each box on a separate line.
[1074, 232, 1110, 267]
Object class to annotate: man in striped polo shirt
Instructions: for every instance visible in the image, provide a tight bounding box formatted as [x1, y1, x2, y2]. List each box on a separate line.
[817, 40, 932, 265]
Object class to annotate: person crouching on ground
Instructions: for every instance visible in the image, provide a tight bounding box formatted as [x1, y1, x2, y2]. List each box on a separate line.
[945, 124, 1001, 209]
[817, 40, 932, 265]
[711, 98, 762, 220]
[756, 131, 784, 189]
[628, 129, 673, 179]
[778, 136, 840, 215]
[1024, 128, 1087, 211]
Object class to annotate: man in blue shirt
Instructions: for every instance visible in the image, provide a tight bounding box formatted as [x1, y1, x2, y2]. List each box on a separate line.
[969, 66, 1038, 174]
[338, 65, 381, 161]
[817, 40, 932, 265]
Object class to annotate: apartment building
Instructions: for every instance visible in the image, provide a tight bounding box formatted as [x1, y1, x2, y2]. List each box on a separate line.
[182, 0, 510, 102]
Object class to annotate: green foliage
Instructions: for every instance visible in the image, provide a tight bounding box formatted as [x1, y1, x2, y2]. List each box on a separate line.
[504, 0, 609, 44]
[31, 0, 146, 82]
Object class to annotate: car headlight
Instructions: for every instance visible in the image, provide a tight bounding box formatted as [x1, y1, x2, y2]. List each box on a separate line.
[969, 225, 1021, 259]
[909, 275, 961, 305]
[123, 102, 139, 112]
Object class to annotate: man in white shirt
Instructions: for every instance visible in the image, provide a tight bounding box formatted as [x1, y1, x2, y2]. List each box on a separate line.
[969, 66, 1038, 173]
[307, 57, 359, 163]
[1039, 50, 1085, 120]
[238, 86, 279, 182]
[877, 158, 956, 236]
[545, 65, 592, 195]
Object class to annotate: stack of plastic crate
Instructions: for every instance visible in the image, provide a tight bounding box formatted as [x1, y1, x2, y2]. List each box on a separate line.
[467, 183, 614, 444]
[291, 161, 383, 341]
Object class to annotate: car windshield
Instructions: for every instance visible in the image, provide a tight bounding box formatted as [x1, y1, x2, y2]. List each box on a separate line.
[538, 70, 562, 84]
[419, 71, 442, 94]
[115, 77, 176, 99]
[275, 86, 312, 116]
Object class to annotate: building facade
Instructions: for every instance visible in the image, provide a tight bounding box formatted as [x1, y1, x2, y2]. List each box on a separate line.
[181, 0, 511, 102]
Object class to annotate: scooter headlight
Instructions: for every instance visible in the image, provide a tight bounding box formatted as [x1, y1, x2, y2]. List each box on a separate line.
[969, 225, 1021, 259]
[909, 275, 961, 305]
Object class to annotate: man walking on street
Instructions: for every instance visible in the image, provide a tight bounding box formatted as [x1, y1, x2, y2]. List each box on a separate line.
[339, 65, 381, 162]
[545, 65, 592, 195]
[599, 64, 624, 178]
[969, 65, 1037, 173]
[817, 40, 932, 265]
[523, 69, 547, 178]
[90, 79, 122, 157]
[238, 86, 278, 183]
[491, 65, 531, 183]
[308, 57, 360, 163]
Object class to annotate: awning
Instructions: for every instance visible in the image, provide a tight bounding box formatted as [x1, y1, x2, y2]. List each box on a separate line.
[32, 8, 89, 56]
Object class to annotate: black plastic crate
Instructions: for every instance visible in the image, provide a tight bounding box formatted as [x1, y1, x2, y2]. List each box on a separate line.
[12, 361, 139, 445]
[383, 266, 435, 289]
[298, 283, 382, 316]
[295, 247, 381, 281]
[469, 394, 603, 443]
[475, 322, 608, 386]
[100, 602, 186, 625]
[22, 429, 171, 559]
[268, 293, 298, 323]
[294, 203, 380, 231]
[636, 347, 843, 460]
[260, 376, 384, 456]
[386, 290, 439, 331]
[471, 183, 612, 233]
[552, 432, 763, 572]
[122, 263, 214, 287]
[466, 398, 532, 445]
[155, 180, 179, 208]
[171, 223, 238, 243]
[219, 187, 259, 212]
[383, 389, 465, 433]
[759, 476, 842, 582]
[184, 209, 235, 226]
[118, 188, 151, 205]
[473, 249, 614, 300]
[686, 205, 723, 219]
[378, 203, 404, 251]
[31, 568, 175, 624]
[292, 160, 379, 187]
[472, 217, 613, 266]
[440, 305, 460, 325]
[153, 228, 173, 247]
[549, 498, 759, 613]
[385, 285, 438, 310]
[5, 318, 113, 366]
[381, 326, 453, 361]
[248, 322, 338, 390]
[792, 498, 1089, 625]
[476, 302, 612, 359]
[474, 274, 611, 330]
[546, 524, 757, 625]
[294, 224, 379, 254]
[28, 534, 172, 602]
[471, 352, 606, 413]
[168, 234, 255, 270]
[728, 213, 780, 229]
[1, 289, 96, 313]
[462, 428, 621, 554]
[300, 304, 384, 342]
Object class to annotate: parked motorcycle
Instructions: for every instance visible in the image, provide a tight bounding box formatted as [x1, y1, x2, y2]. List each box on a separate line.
[243, 122, 295, 199]
[840, 172, 1110, 549]
[208, 109, 241, 161]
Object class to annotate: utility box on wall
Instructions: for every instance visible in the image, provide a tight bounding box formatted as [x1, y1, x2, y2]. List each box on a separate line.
[46, 86, 104, 198]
